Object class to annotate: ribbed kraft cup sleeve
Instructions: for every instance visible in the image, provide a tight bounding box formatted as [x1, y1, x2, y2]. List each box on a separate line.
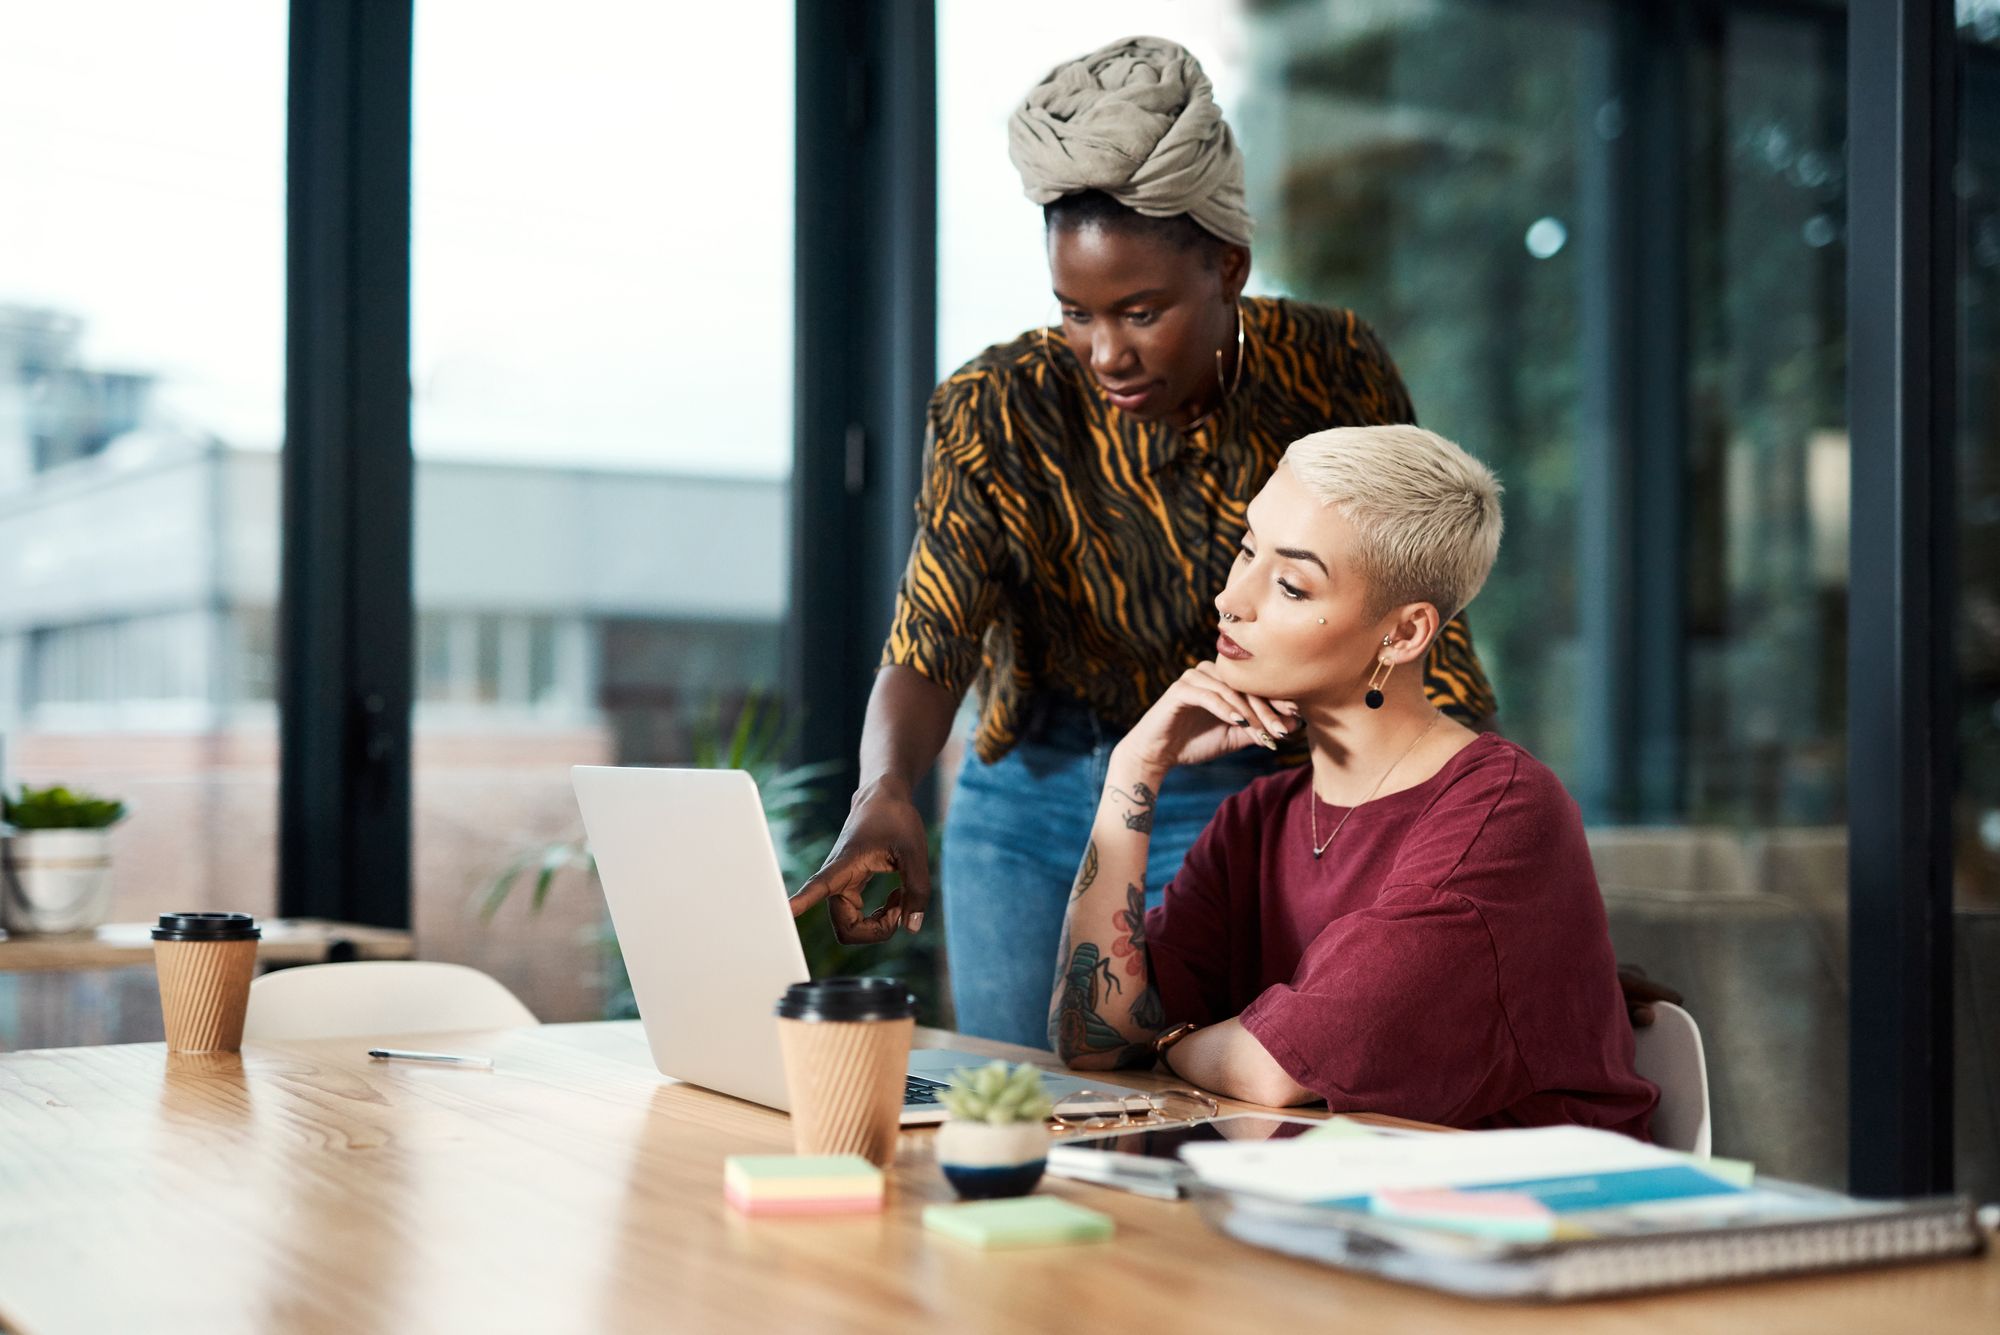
[775, 1016, 914, 1168]
[152, 938, 259, 1053]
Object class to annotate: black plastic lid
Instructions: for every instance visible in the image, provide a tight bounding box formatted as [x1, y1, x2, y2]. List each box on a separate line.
[774, 976, 915, 1022]
[152, 912, 261, 943]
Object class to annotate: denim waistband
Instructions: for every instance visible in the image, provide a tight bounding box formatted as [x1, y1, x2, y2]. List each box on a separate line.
[1017, 695, 1115, 752]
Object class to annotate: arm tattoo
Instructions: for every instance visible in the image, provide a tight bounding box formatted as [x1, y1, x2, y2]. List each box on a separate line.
[1110, 780, 1157, 834]
[1067, 840, 1099, 902]
[1114, 881, 1165, 1032]
[1050, 882, 1161, 1066]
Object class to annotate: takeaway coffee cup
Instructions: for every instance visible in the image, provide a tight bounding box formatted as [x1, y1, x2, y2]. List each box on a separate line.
[151, 913, 262, 1053]
[774, 977, 916, 1168]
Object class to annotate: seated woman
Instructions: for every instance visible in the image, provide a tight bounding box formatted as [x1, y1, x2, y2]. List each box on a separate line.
[1047, 424, 1656, 1136]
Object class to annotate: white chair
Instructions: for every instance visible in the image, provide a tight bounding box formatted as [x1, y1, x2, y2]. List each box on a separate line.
[243, 961, 538, 1041]
[1631, 1000, 1712, 1156]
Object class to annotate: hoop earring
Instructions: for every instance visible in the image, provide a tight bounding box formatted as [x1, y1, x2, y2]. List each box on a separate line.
[1189, 303, 1247, 432]
[1365, 635, 1394, 709]
[1214, 301, 1246, 397]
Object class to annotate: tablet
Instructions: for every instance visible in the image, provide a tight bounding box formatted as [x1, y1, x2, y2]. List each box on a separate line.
[1047, 1114, 1324, 1198]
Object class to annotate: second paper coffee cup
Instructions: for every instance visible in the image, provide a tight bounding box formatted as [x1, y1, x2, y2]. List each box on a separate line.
[774, 976, 916, 1168]
[151, 912, 262, 1054]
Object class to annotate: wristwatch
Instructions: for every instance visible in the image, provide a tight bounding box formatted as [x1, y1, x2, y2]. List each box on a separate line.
[1153, 1021, 1200, 1058]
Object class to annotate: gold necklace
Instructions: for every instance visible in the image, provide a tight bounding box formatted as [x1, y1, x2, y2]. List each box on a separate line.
[1310, 711, 1443, 860]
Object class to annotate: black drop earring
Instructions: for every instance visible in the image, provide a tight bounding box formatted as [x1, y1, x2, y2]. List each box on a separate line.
[1365, 661, 1392, 708]
[1365, 640, 1393, 709]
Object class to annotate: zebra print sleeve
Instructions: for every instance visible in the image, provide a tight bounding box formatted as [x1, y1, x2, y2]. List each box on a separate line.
[878, 382, 1006, 696]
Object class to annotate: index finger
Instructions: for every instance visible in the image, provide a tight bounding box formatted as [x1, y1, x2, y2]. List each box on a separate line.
[791, 839, 900, 918]
[1190, 663, 1292, 740]
[788, 861, 852, 918]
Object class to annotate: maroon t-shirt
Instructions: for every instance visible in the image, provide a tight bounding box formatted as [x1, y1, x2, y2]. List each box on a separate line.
[1146, 733, 1656, 1137]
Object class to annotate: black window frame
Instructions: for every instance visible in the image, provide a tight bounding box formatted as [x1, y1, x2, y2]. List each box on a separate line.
[280, 0, 415, 928]
[1844, 0, 1959, 1197]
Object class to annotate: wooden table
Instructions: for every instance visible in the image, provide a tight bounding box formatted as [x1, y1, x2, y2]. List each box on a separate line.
[0, 918, 413, 972]
[0, 1023, 1989, 1334]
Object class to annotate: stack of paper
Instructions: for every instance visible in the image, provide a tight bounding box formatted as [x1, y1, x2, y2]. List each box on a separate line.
[1179, 1127, 1982, 1300]
[1182, 1126, 1744, 1223]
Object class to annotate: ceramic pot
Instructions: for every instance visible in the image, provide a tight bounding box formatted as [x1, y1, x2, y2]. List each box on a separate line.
[935, 1118, 1050, 1199]
[1, 829, 116, 934]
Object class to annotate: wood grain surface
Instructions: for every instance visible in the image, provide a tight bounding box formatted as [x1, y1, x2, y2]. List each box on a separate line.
[0, 1022, 1989, 1334]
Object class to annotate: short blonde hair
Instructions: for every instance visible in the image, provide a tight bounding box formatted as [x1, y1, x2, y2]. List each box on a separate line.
[1280, 425, 1503, 620]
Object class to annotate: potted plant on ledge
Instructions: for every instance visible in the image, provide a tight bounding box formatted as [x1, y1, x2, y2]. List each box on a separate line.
[0, 784, 128, 935]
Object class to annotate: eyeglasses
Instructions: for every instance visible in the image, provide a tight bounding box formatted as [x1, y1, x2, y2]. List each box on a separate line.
[1048, 1086, 1220, 1134]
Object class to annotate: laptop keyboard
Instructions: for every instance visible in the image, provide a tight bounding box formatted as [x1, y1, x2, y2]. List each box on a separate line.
[904, 1074, 952, 1107]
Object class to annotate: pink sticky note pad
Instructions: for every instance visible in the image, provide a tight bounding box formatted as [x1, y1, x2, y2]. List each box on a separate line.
[725, 1185, 885, 1217]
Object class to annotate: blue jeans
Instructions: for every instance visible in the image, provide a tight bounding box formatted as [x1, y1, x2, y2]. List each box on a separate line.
[940, 703, 1276, 1047]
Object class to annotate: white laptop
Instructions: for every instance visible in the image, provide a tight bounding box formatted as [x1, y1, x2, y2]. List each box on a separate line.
[572, 765, 1137, 1124]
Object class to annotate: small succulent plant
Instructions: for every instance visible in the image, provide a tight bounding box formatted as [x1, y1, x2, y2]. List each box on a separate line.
[939, 1061, 1054, 1125]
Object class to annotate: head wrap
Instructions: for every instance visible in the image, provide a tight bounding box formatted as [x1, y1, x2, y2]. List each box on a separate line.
[1007, 35, 1252, 248]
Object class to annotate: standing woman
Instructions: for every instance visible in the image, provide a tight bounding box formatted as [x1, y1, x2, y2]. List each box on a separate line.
[788, 37, 1494, 1047]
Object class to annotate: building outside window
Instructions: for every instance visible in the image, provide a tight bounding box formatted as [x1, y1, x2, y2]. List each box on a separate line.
[0, 0, 794, 1043]
[0, 2, 288, 1045]
[407, 0, 795, 1020]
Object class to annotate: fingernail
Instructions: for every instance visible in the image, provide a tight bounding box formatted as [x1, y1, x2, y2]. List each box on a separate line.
[1271, 721, 1289, 736]
[1233, 716, 1248, 726]
[908, 912, 925, 933]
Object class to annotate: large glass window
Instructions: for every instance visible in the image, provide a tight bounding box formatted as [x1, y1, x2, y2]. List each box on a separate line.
[939, 1, 1851, 1184]
[411, 1, 794, 1021]
[0, 2, 286, 1046]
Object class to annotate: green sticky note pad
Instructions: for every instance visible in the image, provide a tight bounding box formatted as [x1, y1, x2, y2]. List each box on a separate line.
[923, 1196, 1114, 1250]
[725, 1155, 880, 1183]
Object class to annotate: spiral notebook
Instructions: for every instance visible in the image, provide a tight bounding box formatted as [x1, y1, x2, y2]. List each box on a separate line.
[1181, 1127, 1986, 1300]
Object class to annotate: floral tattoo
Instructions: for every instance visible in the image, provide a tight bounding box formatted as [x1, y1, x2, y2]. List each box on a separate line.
[1051, 881, 1162, 1061]
[1110, 882, 1147, 976]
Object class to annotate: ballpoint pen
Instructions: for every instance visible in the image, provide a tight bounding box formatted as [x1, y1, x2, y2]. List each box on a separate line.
[366, 1048, 495, 1069]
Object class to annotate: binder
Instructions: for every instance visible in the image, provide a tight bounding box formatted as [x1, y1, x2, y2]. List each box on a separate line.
[1194, 1181, 1986, 1301]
